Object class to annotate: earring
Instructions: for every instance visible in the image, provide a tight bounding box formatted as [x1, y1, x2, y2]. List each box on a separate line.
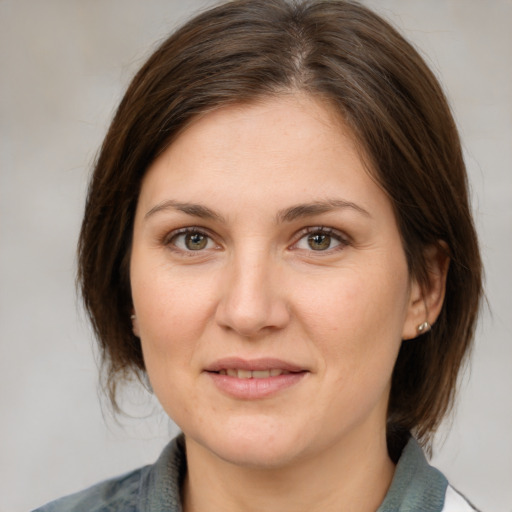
[131, 314, 136, 320]
[417, 321, 431, 334]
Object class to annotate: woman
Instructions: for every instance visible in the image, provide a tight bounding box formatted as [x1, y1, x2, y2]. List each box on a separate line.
[35, 0, 482, 510]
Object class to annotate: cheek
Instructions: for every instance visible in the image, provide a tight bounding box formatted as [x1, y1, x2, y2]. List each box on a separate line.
[130, 268, 217, 419]
[130, 257, 218, 380]
[294, 260, 410, 371]
[292, 262, 410, 430]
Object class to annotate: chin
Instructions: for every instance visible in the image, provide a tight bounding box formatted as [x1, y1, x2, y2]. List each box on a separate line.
[186, 419, 310, 469]
[211, 440, 304, 469]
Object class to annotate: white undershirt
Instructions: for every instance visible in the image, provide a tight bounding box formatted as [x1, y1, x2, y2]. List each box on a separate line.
[442, 485, 478, 511]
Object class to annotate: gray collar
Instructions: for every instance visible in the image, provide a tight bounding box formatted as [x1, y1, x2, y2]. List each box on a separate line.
[377, 437, 448, 511]
[141, 434, 447, 512]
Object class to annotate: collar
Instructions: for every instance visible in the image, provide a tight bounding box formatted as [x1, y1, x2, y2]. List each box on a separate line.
[377, 437, 448, 511]
[139, 435, 448, 512]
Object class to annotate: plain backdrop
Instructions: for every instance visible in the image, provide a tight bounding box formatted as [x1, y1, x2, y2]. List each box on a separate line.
[1, 1, 511, 511]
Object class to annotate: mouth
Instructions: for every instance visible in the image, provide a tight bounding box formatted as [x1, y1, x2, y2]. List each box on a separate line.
[204, 357, 307, 375]
[204, 358, 308, 399]
[215, 368, 293, 378]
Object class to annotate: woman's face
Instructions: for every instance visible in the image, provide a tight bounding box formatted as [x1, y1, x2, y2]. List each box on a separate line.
[130, 94, 422, 468]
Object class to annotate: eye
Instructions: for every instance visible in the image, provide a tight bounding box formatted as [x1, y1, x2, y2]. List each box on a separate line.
[293, 228, 347, 252]
[168, 229, 217, 252]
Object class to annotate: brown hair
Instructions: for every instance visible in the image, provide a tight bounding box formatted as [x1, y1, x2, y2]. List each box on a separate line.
[78, 0, 482, 451]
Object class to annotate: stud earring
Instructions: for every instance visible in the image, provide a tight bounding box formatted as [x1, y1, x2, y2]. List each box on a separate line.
[417, 321, 431, 334]
[131, 314, 136, 320]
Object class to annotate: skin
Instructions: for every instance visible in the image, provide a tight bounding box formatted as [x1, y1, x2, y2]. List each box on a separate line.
[130, 94, 447, 512]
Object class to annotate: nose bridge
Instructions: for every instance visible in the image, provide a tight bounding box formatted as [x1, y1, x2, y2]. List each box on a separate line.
[216, 242, 288, 336]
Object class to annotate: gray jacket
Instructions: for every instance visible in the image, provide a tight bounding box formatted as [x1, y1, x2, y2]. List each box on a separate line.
[33, 434, 478, 511]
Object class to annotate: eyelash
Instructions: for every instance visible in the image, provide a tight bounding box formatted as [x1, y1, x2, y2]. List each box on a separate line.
[164, 227, 219, 255]
[291, 226, 350, 254]
[163, 226, 350, 255]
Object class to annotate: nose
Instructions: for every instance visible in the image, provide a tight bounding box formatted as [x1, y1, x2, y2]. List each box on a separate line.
[215, 248, 290, 338]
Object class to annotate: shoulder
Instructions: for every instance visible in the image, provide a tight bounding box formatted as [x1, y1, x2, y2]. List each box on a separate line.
[32, 435, 187, 512]
[32, 465, 149, 512]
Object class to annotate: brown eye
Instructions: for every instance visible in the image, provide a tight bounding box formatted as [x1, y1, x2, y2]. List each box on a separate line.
[169, 230, 216, 252]
[307, 233, 332, 251]
[185, 232, 208, 250]
[293, 228, 347, 253]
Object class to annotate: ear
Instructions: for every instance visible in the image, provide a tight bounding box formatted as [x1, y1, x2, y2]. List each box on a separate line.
[402, 243, 450, 340]
[131, 312, 140, 338]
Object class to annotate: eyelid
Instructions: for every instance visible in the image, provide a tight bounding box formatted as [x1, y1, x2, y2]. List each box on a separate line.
[290, 226, 350, 252]
[163, 226, 221, 251]
[161, 225, 350, 254]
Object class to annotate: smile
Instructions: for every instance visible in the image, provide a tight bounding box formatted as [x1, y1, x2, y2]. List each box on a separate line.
[216, 369, 291, 378]
[204, 358, 308, 399]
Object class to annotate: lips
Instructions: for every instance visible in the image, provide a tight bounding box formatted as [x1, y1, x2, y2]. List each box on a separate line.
[205, 357, 305, 374]
[218, 368, 290, 378]
[204, 358, 308, 399]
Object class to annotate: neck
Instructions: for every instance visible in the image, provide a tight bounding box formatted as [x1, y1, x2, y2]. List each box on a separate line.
[182, 428, 394, 512]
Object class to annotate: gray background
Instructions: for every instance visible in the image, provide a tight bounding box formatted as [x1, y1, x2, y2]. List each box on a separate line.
[1, 1, 510, 511]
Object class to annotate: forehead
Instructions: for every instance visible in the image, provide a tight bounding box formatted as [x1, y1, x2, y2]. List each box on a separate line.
[136, 93, 389, 221]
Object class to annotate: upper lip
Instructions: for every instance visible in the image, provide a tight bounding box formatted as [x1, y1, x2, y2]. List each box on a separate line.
[204, 357, 307, 373]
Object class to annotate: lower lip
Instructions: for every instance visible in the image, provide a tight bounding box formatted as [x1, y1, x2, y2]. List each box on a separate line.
[205, 371, 307, 399]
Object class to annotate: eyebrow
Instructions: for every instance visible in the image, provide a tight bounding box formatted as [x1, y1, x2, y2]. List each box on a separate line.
[276, 199, 371, 223]
[145, 200, 226, 222]
[144, 198, 371, 223]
